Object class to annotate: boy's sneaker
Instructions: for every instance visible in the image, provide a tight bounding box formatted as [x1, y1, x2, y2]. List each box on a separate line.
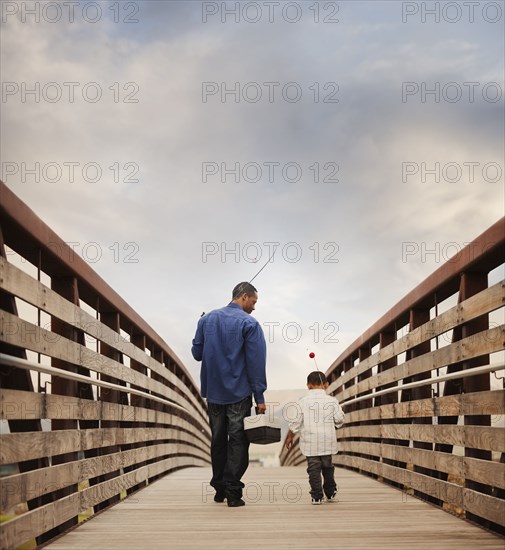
[326, 492, 338, 502]
[311, 498, 323, 505]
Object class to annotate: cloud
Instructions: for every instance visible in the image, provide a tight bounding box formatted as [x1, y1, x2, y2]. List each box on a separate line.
[1, 1, 503, 390]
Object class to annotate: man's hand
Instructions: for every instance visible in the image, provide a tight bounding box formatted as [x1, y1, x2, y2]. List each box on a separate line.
[256, 403, 266, 414]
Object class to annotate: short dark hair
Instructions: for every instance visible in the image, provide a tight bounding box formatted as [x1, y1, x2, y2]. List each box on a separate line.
[307, 371, 327, 386]
[232, 282, 257, 300]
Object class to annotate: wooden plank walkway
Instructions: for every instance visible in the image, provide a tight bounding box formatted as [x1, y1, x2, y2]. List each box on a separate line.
[46, 466, 504, 550]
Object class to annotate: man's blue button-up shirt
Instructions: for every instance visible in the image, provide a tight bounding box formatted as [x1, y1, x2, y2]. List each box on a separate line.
[191, 302, 267, 405]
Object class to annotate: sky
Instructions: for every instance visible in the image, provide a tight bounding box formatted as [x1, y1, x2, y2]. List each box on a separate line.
[1, 0, 504, 392]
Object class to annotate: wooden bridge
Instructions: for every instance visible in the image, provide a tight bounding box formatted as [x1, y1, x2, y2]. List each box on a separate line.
[0, 180, 504, 549]
[43, 467, 504, 550]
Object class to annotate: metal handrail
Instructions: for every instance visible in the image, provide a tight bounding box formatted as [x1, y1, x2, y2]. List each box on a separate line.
[339, 363, 505, 407]
[0, 353, 189, 413]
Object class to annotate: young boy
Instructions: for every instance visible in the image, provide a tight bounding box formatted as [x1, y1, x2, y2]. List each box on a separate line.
[285, 371, 345, 505]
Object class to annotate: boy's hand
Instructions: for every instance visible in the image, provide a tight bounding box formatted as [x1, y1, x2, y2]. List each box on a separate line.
[256, 403, 266, 414]
[285, 431, 294, 450]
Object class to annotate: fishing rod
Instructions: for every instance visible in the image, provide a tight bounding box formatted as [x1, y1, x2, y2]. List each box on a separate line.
[309, 351, 326, 389]
[201, 246, 278, 317]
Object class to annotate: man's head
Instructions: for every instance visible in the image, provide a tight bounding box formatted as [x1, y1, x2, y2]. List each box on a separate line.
[232, 282, 258, 314]
[307, 371, 328, 389]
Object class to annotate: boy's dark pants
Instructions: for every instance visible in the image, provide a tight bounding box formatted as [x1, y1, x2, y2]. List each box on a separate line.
[306, 455, 336, 499]
[208, 396, 252, 501]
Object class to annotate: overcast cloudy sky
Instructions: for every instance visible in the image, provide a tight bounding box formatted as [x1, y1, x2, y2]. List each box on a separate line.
[1, 0, 504, 391]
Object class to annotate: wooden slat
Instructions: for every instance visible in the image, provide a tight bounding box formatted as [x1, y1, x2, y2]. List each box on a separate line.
[338, 441, 505, 489]
[328, 281, 505, 393]
[292, 455, 305, 467]
[284, 443, 304, 467]
[382, 462, 460, 509]
[0, 257, 208, 422]
[464, 488, 505, 527]
[0, 440, 210, 511]
[0, 389, 210, 442]
[0, 310, 209, 431]
[282, 434, 303, 467]
[463, 456, 505, 490]
[337, 325, 505, 401]
[1, 460, 75, 514]
[337, 424, 505, 452]
[460, 390, 505, 417]
[0, 425, 210, 465]
[338, 425, 382, 439]
[334, 454, 505, 527]
[0, 491, 80, 550]
[344, 390, 505, 423]
[0, 457, 208, 550]
[464, 425, 505, 452]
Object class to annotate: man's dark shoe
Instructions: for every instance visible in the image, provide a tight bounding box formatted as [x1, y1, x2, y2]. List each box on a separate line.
[214, 492, 226, 503]
[227, 498, 245, 507]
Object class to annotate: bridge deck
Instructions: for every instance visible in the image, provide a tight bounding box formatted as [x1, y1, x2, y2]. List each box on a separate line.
[46, 466, 504, 550]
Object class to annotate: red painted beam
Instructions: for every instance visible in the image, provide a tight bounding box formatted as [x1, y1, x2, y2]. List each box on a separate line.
[0, 181, 200, 399]
[327, 217, 505, 377]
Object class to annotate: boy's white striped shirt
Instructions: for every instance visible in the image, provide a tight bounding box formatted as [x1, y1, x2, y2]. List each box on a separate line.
[288, 389, 345, 456]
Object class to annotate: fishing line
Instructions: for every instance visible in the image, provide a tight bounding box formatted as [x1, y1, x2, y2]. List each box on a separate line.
[249, 247, 277, 283]
[201, 246, 277, 317]
[309, 351, 325, 388]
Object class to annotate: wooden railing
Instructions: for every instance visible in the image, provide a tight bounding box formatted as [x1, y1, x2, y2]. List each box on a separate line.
[0, 182, 211, 549]
[280, 218, 505, 535]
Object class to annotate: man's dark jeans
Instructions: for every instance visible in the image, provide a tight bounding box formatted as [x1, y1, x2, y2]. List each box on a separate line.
[208, 396, 252, 501]
[306, 455, 336, 500]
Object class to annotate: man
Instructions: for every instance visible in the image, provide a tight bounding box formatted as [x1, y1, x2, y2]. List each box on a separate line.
[191, 282, 267, 507]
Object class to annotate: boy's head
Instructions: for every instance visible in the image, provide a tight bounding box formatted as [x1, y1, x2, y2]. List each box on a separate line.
[307, 371, 328, 389]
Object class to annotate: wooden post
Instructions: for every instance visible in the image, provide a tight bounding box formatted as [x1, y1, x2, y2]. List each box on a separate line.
[0, 231, 58, 546]
[50, 275, 85, 533]
[95, 309, 126, 511]
[149, 348, 167, 483]
[459, 272, 491, 528]
[376, 328, 398, 407]
[127, 332, 148, 495]
[405, 307, 437, 502]
[376, 328, 401, 485]
[356, 345, 377, 466]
